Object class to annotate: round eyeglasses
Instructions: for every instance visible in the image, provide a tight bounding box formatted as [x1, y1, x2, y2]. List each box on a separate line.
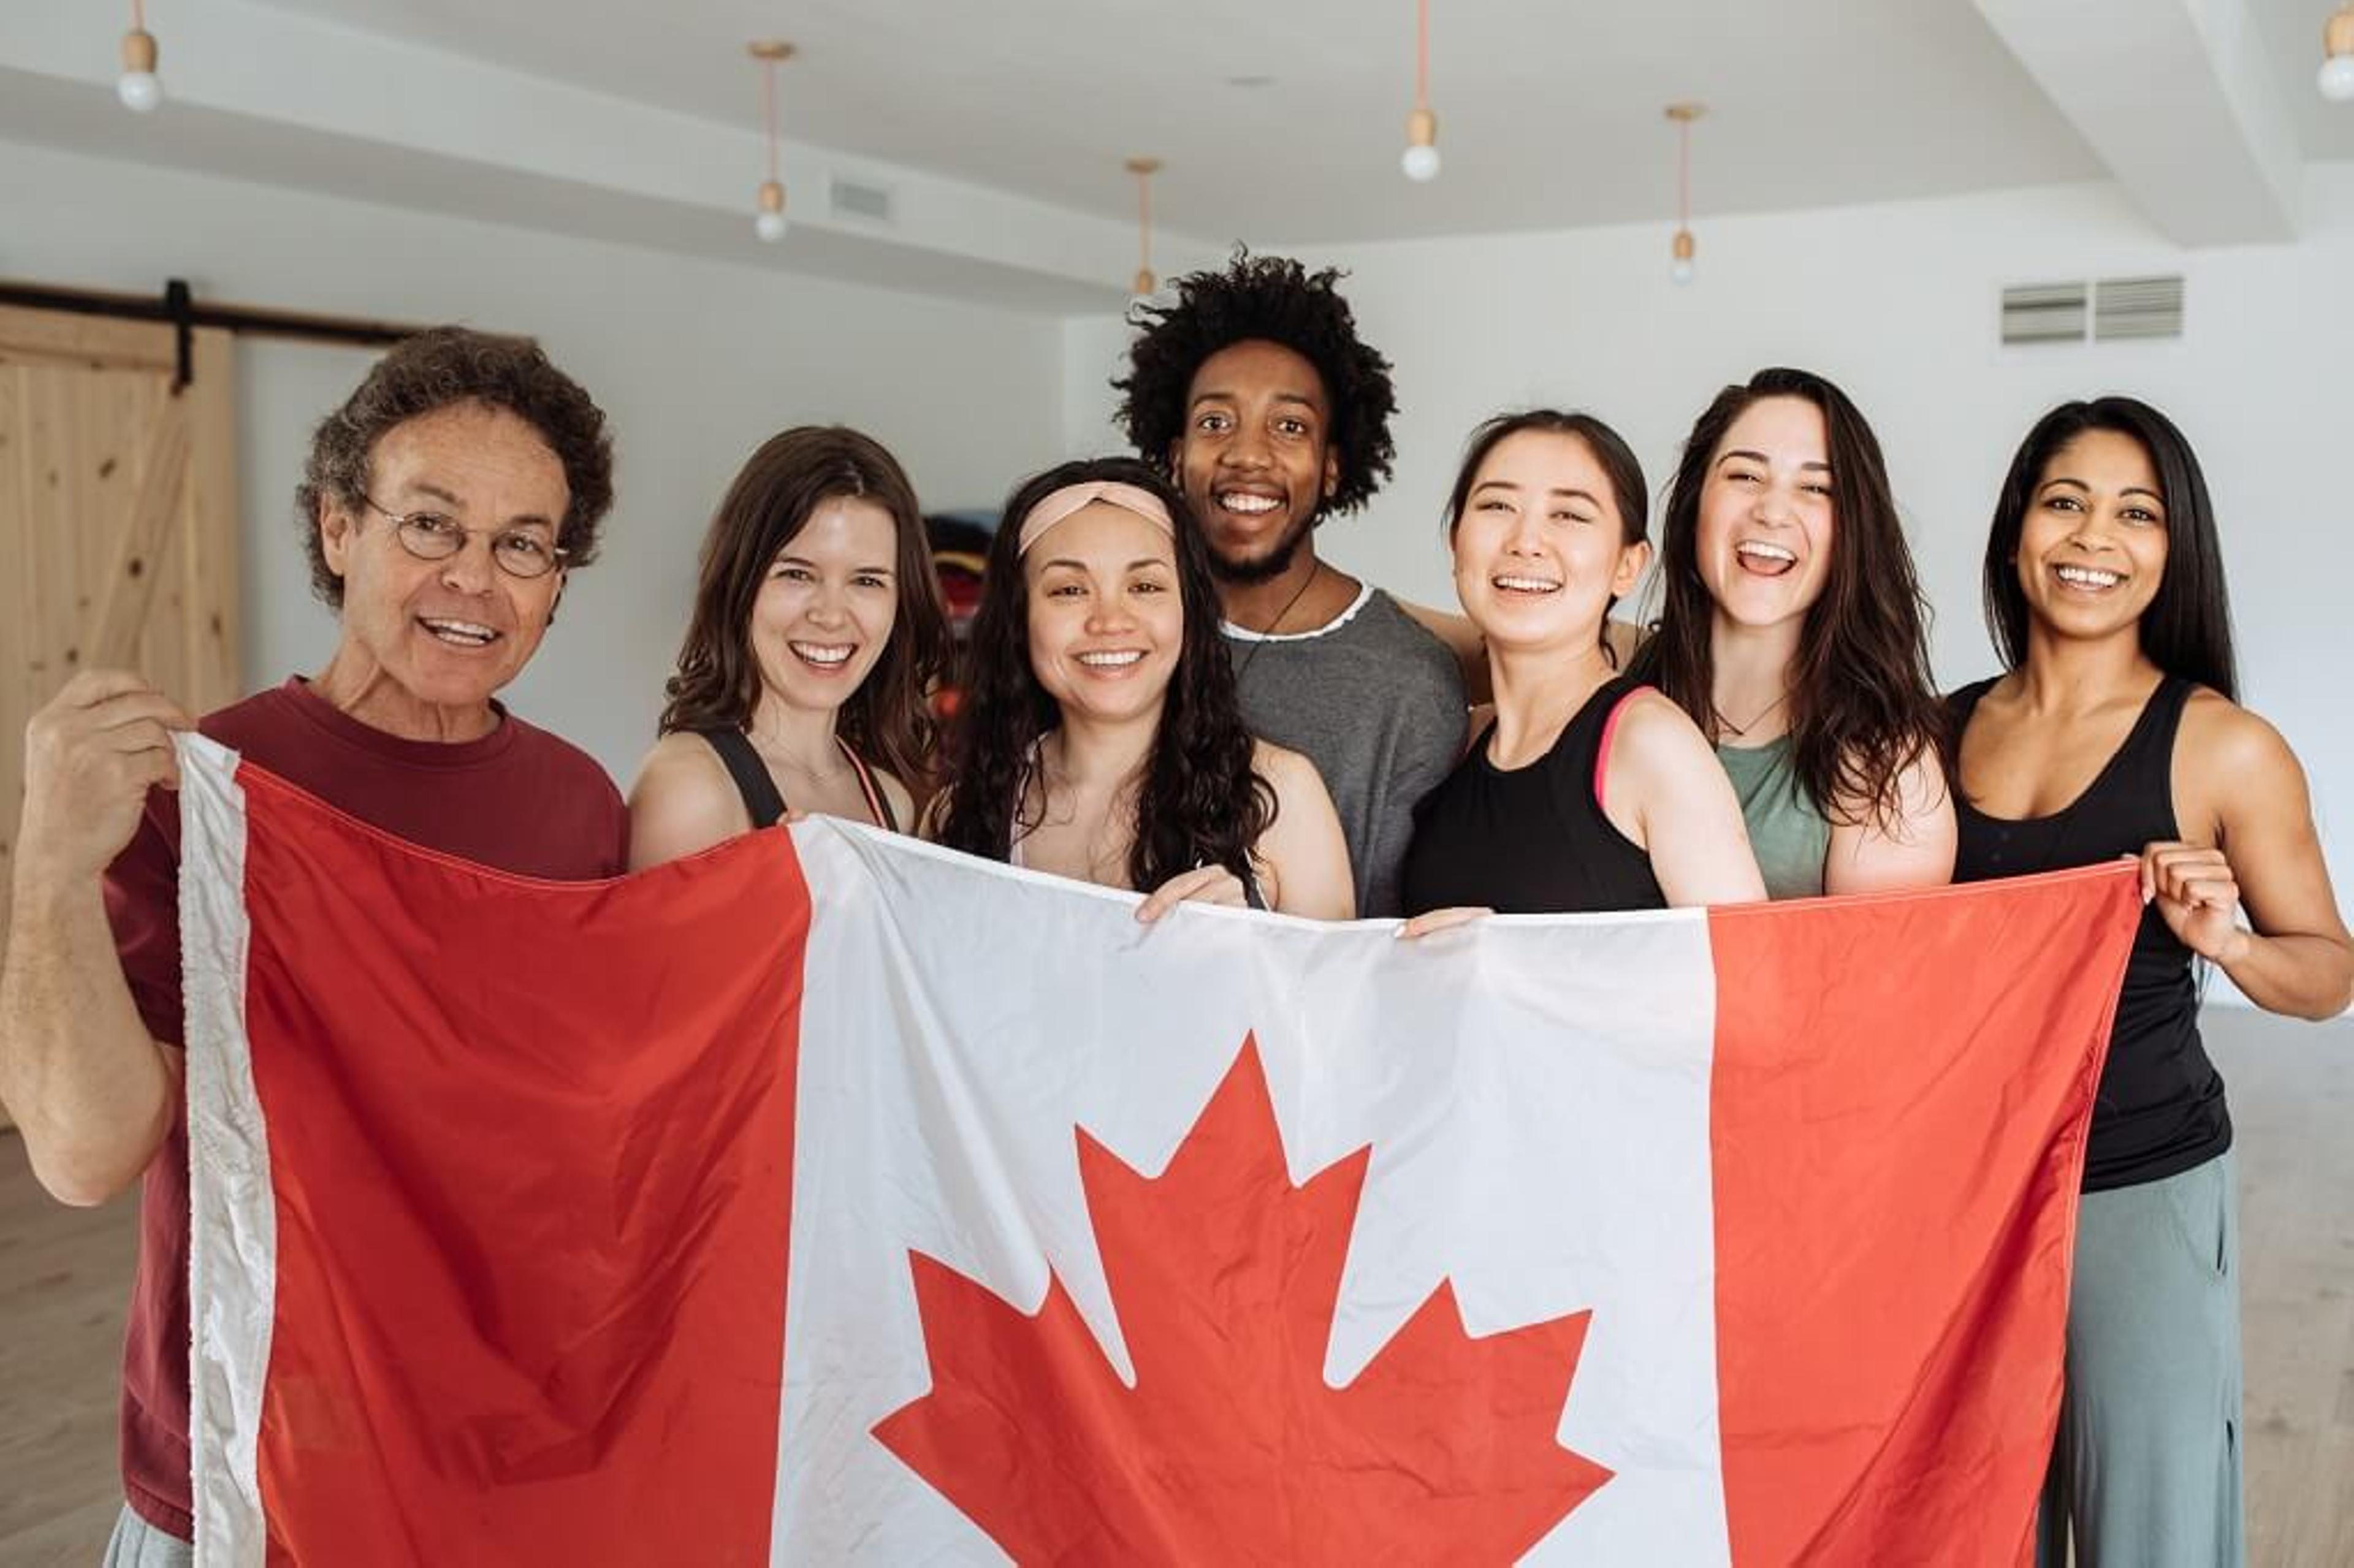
[360, 495, 569, 580]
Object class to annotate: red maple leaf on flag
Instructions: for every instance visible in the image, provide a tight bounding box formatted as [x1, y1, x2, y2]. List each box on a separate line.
[872, 1038, 1611, 1564]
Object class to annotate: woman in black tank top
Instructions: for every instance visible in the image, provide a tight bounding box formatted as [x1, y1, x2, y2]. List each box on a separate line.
[1952, 398, 2351, 1566]
[627, 427, 949, 870]
[1400, 413, 1764, 925]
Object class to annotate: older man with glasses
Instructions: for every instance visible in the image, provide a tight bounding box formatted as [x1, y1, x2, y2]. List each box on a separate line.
[0, 327, 630, 1566]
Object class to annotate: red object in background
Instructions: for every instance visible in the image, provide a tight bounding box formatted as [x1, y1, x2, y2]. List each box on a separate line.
[926, 512, 996, 728]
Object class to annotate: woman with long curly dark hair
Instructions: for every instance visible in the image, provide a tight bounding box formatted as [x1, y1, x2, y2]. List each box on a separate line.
[1628, 367, 1952, 898]
[1952, 397, 2350, 1567]
[928, 456, 1352, 919]
[628, 426, 947, 868]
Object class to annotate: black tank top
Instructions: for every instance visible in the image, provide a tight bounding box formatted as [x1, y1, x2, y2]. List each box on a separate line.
[693, 728, 899, 833]
[1400, 676, 1666, 916]
[1949, 675, 2229, 1192]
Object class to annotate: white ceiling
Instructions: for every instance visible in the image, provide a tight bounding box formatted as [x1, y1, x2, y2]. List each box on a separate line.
[250, 0, 2354, 245]
[244, 0, 2096, 245]
[5, 0, 2348, 313]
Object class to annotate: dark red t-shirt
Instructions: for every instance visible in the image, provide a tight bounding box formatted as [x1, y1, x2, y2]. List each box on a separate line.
[105, 677, 630, 1540]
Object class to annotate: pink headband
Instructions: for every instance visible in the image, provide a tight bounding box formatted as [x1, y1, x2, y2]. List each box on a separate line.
[1015, 480, 1175, 555]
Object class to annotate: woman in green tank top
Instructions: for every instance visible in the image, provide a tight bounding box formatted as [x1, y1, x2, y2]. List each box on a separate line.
[1629, 368, 1952, 898]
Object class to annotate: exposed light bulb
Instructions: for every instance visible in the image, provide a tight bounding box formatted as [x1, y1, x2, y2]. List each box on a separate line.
[755, 178, 787, 243]
[2328, 11, 2354, 102]
[118, 27, 160, 113]
[1670, 228, 1696, 286]
[1132, 267, 1157, 298]
[1670, 257, 1696, 286]
[1401, 105, 1441, 183]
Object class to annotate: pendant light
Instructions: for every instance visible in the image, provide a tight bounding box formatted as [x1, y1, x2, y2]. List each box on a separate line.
[1401, 0, 1440, 182]
[2323, 5, 2354, 102]
[1666, 103, 1705, 284]
[118, 0, 161, 114]
[749, 40, 795, 243]
[1127, 158, 1162, 297]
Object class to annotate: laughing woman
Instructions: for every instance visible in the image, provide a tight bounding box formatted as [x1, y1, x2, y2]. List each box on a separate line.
[1630, 368, 1953, 897]
[1400, 411, 1765, 922]
[1951, 397, 2352, 1568]
[928, 456, 1353, 920]
[628, 426, 948, 867]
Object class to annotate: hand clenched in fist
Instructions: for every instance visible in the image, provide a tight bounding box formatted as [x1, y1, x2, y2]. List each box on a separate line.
[14, 671, 194, 892]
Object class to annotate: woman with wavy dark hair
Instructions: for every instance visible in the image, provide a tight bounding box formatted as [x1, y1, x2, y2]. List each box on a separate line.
[1401, 411, 1763, 927]
[1952, 397, 2351, 1567]
[1629, 367, 1952, 898]
[928, 456, 1352, 919]
[628, 426, 947, 867]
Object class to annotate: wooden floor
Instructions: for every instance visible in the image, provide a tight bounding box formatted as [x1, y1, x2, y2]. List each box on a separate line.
[1, 1010, 2348, 1566]
[0, 1133, 140, 1566]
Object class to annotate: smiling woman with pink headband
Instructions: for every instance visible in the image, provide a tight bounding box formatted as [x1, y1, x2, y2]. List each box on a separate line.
[927, 455, 1353, 920]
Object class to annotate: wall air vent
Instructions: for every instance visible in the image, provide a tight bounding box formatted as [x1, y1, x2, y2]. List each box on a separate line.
[2093, 275, 2184, 341]
[2000, 281, 2088, 346]
[829, 177, 895, 224]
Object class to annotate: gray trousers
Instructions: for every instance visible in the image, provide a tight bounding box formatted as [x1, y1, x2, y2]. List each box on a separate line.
[103, 1505, 191, 1568]
[2037, 1149, 2244, 1568]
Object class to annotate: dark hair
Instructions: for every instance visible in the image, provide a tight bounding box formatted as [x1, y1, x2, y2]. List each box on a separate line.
[931, 456, 1274, 889]
[1443, 410, 1649, 657]
[1983, 397, 2236, 701]
[658, 426, 948, 790]
[1631, 367, 1943, 828]
[296, 326, 614, 607]
[1113, 248, 1398, 516]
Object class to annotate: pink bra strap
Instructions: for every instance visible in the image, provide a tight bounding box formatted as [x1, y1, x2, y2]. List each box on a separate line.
[1593, 685, 1645, 814]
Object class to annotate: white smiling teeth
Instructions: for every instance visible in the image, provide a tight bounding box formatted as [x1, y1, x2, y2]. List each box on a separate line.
[791, 642, 853, 665]
[1491, 574, 1560, 593]
[1219, 493, 1280, 514]
[1076, 651, 1145, 668]
[1735, 541, 1797, 563]
[2055, 565, 2122, 588]
[421, 618, 496, 645]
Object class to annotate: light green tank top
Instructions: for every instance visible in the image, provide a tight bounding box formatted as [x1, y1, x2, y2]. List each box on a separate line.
[1716, 737, 1829, 900]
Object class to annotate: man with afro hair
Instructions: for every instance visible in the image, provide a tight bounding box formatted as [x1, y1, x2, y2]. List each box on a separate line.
[1115, 249, 1468, 917]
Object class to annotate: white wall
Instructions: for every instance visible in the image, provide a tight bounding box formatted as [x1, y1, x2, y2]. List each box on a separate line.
[3, 136, 1067, 777]
[1065, 167, 2354, 944]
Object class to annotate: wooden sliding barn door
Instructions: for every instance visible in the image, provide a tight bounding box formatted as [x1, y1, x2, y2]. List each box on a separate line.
[0, 307, 240, 1126]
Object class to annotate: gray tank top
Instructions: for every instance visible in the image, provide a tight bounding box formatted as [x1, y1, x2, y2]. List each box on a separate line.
[1224, 586, 1465, 918]
[1716, 737, 1829, 900]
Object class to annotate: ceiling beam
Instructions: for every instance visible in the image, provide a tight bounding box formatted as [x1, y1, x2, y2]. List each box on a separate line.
[1972, 0, 2301, 245]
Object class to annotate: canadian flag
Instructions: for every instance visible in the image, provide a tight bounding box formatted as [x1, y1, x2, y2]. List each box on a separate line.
[177, 738, 2139, 1566]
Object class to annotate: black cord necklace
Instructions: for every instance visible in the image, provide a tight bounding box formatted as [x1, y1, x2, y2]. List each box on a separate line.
[1230, 561, 1324, 689]
[1711, 689, 1790, 743]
